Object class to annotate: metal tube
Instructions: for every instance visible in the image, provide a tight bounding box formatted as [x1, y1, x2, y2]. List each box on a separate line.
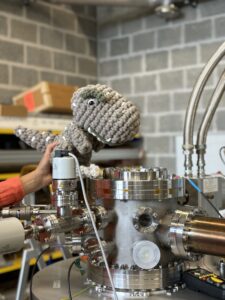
[43, 0, 161, 5]
[185, 216, 225, 257]
[183, 41, 225, 177]
[196, 70, 225, 177]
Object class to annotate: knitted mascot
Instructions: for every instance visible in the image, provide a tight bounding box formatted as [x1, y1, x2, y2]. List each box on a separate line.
[15, 84, 140, 166]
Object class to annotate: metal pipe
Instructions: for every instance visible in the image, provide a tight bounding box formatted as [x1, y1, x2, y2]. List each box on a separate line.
[43, 0, 161, 5]
[185, 216, 225, 257]
[183, 41, 225, 177]
[196, 70, 225, 177]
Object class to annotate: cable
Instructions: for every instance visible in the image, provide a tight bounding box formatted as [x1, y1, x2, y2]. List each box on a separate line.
[29, 244, 70, 300]
[29, 246, 50, 300]
[69, 153, 118, 300]
[187, 178, 223, 218]
[219, 146, 225, 166]
[67, 259, 77, 300]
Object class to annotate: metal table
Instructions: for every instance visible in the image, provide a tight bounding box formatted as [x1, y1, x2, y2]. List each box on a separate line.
[32, 258, 215, 300]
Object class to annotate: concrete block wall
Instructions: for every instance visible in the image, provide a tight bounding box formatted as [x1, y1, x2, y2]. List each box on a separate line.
[0, 0, 97, 104]
[97, 0, 225, 173]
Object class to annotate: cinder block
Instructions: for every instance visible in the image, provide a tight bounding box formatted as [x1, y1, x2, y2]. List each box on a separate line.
[143, 156, 157, 168]
[145, 15, 166, 29]
[185, 20, 212, 43]
[146, 51, 168, 71]
[186, 67, 214, 89]
[110, 37, 129, 56]
[65, 34, 86, 54]
[99, 60, 119, 77]
[145, 136, 171, 154]
[27, 46, 51, 68]
[25, 2, 51, 24]
[0, 88, 21, 104]
[78, 57, 96, 76]
[171, 46, 197, 67]
[12, 66, 38, 87]
[215, 16, 225, 38]
[0, 16, 7, 36]
[200, 0, 225, 18]
[40, 71, 65, 84]
[134, 74, 157, 93]
[159, 114, 183, 132]
[66, 75, 87, 87]
[52, 8, 75, 31]
[132, 31, 154, 52]
[200, 41, 221, 63]
[159, 70, 184, 90]
[86, 6, 96, 19]
[157, 27, 181, 48]
[121, 55, 142, 74]
[121, 18, 143, 35]
[157, 157, 176, 173]
[173, 91, 191, 111]
[54, 52, 76, 72]
[40, 27, 63, 49]
[77, 17, 96, 38]
[140, 115, 156, 133]
[0, 0, 23, 16]
[11, 19, 37, 42]
[0, 39, 23, 62]
[98, 41, 107, 58]
[147, 94, 170, 113]
[88, 40, 97, 56]
[110, 77, 131, 95]
[99, 25, 119, 39]
[0, 64, 9, 84]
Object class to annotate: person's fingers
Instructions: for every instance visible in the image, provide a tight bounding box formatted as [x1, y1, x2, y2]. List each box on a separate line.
[45, 142, 59, 156]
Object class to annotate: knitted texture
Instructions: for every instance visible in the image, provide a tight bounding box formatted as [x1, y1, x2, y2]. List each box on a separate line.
[15, 84, 140, 166]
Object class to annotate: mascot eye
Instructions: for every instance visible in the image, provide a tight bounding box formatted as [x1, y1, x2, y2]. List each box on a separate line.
[88, 99, 97, 106]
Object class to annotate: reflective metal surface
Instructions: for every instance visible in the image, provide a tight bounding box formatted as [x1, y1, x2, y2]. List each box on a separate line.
[88, 262, 183, 290]
[32, 259, 215, 300]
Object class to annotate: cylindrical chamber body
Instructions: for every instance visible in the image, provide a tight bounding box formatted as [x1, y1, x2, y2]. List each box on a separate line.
[88, 171, 184, 267]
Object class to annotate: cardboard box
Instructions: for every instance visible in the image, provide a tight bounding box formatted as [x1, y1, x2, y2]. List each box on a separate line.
[13, 82, 78, 114]
[0, 104, 27, 117]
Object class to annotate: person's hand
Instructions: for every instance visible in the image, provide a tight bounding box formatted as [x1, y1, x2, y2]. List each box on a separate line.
[21, 142, 58, 195]
[34, 142, 58, 187]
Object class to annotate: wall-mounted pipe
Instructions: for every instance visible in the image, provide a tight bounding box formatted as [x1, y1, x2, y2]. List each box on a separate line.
[196, 70, 225, 177]
[183, 41, 225, 177]
[43, 0, 162, 6]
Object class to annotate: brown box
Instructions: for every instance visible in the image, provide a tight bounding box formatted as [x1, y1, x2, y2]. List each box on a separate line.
[0, 104, 27, 117]
[13, 82, 78, 114]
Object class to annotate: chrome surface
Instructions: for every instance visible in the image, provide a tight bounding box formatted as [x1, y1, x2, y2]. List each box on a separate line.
[88, 262, 183, 290]
[32, 259, 214, 300]
[168, 210, 192, 258]
[196, 70, 225, 177]
[133, 206, 159, 233]
[183, 41, 225, 176]
[88, 167, 184, 201]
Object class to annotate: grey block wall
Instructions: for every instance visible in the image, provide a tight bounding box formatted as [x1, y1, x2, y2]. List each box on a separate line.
[0, 0, 97, 104]
[97, 0, 225, 173]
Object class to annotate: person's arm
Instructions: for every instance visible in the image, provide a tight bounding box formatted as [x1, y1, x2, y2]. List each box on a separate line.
[20, 142, 57, 195]
[0, 142, 58, 208]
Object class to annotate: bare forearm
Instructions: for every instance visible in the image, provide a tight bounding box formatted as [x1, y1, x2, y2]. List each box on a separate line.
[20, 170, 49, 195]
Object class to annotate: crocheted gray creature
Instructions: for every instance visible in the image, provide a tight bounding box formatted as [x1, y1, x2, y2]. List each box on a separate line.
[15, 84, 140, 166]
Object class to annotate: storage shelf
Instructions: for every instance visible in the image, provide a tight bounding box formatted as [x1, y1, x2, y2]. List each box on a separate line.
[0, 250, 62, 274]
[0, 148, 144, 169]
